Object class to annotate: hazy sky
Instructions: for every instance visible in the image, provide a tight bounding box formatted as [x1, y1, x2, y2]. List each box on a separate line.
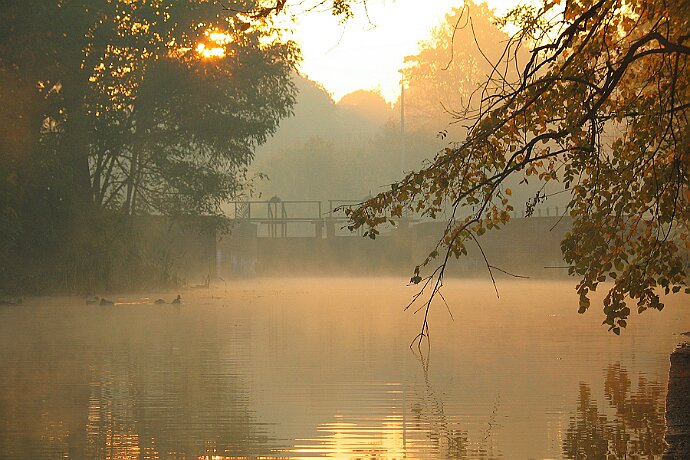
[282, 0, 521, 103]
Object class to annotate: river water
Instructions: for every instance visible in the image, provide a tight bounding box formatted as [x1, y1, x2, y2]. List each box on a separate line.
[0, 278, 687, 459]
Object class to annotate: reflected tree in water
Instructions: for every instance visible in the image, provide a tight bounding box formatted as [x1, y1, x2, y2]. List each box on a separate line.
[0, 309, 284, 459]
[407, 351, 490, 459]
[603, 364, 666, 457]
[563, 363, 665, 459]
[563, 384, 610, 458]
[86, 315, 284, 458]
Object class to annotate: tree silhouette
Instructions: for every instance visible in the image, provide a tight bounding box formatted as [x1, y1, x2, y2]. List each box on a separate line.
[0, 0, 299, 290]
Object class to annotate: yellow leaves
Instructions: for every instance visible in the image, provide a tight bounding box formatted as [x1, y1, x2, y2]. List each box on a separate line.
[343, 0, 690, 334]
[130, 21, 150, 34]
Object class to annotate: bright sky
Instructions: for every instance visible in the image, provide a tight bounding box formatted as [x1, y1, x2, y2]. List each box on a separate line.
[283, 0, 521, 103]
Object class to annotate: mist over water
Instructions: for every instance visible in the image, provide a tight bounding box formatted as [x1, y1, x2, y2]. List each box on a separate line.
[3, 0, 689, 458]
[0, 278, 685, 459]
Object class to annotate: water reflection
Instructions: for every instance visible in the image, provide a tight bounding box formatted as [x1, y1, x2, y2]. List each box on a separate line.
[405, 351, 493, 459]
[563, 363, 666, 459]
[283, 351, 498, 460]
[0, 305, 284, 459]
[88, 331, 284, 459]
[0, 280, 686, 459]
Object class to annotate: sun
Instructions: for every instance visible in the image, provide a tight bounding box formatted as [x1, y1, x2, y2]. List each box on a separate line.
[196, 43, 225, 58]
[196, 30, 233, 59]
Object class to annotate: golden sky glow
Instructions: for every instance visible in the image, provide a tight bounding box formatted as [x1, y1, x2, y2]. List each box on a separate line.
[283, 0, 525, 103]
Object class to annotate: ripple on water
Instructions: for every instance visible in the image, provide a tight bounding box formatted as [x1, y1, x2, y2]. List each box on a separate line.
[0, 279, 685, 459]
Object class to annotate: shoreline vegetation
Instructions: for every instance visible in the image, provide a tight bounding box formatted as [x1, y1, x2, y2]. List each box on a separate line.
[0, 214, 573, 296]
[0, 214, 218, 296]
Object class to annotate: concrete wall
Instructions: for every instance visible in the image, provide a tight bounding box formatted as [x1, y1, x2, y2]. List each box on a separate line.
[214, 216, 574, 279]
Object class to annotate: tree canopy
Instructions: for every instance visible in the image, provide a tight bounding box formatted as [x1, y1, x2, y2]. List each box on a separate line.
[0, 0, 299, 290]
[401, 1, 518, 134]
[347, 0, 690, 337]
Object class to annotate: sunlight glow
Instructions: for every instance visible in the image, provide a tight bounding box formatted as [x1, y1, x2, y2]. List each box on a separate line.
[196, 43, 226, 58]
[208, 32, 233, 45]
[283, 0, 526, 102]
[195, 30, 233, 59]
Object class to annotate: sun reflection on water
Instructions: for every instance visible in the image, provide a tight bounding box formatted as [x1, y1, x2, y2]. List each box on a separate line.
[289, 415, 408, 459]
[0, 281, 684, 459]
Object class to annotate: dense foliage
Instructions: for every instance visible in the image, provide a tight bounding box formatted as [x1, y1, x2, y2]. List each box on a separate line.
[0, 0, 299, 291]
[346, 0, 690, 337]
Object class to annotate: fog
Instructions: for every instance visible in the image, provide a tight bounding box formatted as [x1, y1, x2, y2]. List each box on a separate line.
[247, 75, 433, 203]
[2, 1, 688, 459]
[246, 73, 569, 213]
[1, 279, 687, 458]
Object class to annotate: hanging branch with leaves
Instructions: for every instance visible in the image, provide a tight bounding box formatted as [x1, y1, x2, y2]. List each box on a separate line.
[346, 0, 690, 343]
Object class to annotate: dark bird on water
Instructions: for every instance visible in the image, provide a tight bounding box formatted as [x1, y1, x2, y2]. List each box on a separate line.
[154, 298, 166, 304]
[99, 298, 114, 306]
[171, 295, 182, 305]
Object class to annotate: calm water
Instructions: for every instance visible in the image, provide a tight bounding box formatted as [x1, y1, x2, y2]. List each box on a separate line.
[0, 278, 687, 459]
